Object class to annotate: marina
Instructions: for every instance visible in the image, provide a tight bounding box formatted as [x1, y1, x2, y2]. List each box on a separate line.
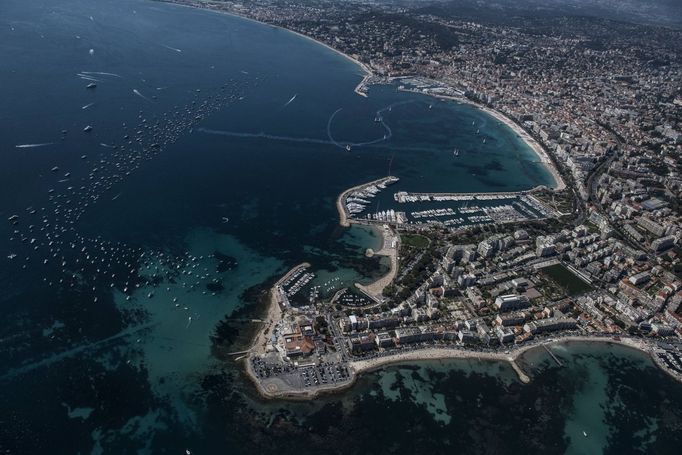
[388, 189, 562, 228]
[337, 176, 399, 227]
[339, 179, 561, 230]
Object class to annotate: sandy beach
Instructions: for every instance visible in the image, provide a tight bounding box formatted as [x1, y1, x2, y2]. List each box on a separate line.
[249, 262, 311, 357]
[354, 225, 399, 302]
[247, 332, 671, 400]
[169, 1, 563, 191]
[460, 98, 567, 191]
[410, 89, 567, 192]
[165, 1, 372, 96]
[350, 335, 655, 384]
[351, 346, 532, 383]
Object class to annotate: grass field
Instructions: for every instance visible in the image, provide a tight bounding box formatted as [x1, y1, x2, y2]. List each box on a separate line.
[540, 264, 592, 295]
[401, 233, 430, 249]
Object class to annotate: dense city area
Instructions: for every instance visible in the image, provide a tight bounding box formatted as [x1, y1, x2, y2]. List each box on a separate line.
[160, 0, 682, 397]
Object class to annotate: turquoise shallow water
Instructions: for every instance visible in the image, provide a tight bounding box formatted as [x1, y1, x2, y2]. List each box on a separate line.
[0, 0, 681, 453]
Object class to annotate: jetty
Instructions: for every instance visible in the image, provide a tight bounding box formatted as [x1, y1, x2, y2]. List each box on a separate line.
[394, 188, 538, 204]
[336, 176, 399, 227]
[542, 344, 564, 366]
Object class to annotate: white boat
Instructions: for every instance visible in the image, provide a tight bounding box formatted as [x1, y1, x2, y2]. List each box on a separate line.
[83, 125, 93, 132]
[86, 82, 96, 89]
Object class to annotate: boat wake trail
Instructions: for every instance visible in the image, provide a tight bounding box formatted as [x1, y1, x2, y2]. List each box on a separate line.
[132, 89, 152, 102]
[196, 127, 431, 152]
[15, 143, 54, 149]
[77, 73, 100, 82]
[197, 128, 333, 145]
[81, 71, 122, 78]
[161, 44, 182, 53]
[326, 100, 412, 150]
[0, 323, 157, 382]
[282, 93, 297, 108]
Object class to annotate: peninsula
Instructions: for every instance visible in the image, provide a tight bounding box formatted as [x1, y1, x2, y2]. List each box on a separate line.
[241, 175, 682, 399]
[161, 0, 682, 398]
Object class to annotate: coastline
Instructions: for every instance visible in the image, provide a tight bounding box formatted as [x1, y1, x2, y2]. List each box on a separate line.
[162, 0, 563, 192]
[243, 182, 680, 400]
[458, 97, 567, 192]
[248, 262, 311, 357]
[242, 183, 681, 402]
[159, 1, 372, 95]
[247, 327, 677, 400]
[349, 335, 655, 382]
[406, 89, 567, 192]
[159, 1, 679, 401]
[354, 224, 399, 302]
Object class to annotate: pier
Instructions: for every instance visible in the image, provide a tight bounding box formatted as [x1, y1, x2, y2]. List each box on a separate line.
[510, 359, 531, 384]
[275, 262, 311, 288]
[226, 349, 251, 356]
[394, 188, 538, 204]
[222, 318, 265, 323]
[542, 344, 564, 366]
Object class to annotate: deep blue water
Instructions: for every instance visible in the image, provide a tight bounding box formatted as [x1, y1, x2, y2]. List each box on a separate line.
[1, 0, 682, 453]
